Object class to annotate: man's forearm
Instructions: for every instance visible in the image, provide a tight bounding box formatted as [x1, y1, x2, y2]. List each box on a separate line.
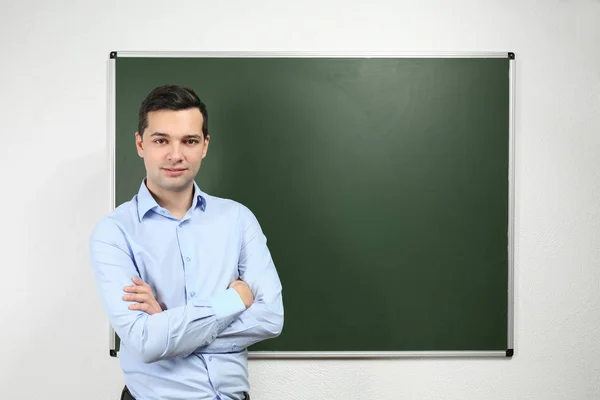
[195, 294, 283, 353]
[115, 288, 245, 363]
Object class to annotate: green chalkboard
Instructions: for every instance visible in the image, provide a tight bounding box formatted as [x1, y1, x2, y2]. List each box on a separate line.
[108, 52, 515, 357]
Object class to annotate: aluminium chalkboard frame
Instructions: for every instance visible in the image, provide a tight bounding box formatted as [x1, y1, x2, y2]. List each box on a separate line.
[105, 51, 516, 359]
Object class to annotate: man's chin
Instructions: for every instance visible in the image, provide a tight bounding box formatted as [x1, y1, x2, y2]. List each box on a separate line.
[157, 177, 193, 192]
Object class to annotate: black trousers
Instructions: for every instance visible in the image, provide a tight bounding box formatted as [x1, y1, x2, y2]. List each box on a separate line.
[121, 386, 250, 400]
[120, 386, 135, 400]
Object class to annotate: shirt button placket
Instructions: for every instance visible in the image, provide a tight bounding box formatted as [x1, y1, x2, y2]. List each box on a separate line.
[179, 225, 195, 301]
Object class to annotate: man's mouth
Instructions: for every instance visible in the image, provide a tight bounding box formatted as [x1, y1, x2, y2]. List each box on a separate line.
[163, 168, 187, 176]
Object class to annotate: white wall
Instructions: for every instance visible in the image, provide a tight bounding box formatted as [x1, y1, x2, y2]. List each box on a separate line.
[1, 0, 599, 399]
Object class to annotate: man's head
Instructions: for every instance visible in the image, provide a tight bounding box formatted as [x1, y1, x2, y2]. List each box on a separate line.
[135, 84, 210, 194]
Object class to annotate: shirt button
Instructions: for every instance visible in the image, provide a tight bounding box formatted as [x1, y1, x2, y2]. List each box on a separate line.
[209, 356, 213, 361]
[186, 257, 191, 262]
[190, 291, 195, 297]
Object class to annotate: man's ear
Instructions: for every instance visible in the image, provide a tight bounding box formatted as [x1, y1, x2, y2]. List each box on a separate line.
[135, 132, 144, 158]
[202, 135, 210, 159]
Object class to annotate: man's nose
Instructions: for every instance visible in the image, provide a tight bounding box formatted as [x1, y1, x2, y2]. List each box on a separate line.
[167, 144, 183, 161]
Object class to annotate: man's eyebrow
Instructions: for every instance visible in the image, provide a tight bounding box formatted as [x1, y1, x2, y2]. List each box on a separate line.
[149, 132, 202, 139]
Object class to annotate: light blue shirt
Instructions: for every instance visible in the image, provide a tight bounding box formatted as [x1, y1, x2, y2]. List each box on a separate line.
[89, 180, 284, 400]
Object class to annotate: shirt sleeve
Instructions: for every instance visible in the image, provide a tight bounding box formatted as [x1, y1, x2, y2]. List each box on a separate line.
[89, 217, 246, 363]
[196, 204, 284, 354]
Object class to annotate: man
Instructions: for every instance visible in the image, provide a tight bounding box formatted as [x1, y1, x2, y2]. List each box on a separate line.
[89, 84, 284, 400]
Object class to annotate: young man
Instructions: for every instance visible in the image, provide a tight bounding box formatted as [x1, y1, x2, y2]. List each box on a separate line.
[89, 84, 284, 400]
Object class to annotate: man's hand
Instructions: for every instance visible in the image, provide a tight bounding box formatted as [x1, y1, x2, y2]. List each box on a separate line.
[229, 279, 254, 309]
[123, 277, 163, 315]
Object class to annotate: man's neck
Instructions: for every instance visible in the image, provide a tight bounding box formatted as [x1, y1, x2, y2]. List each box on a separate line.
[146, 180, 194, 219]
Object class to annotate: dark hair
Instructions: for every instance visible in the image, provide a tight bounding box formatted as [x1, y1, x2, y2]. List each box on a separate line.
[137, 84, 208, 139]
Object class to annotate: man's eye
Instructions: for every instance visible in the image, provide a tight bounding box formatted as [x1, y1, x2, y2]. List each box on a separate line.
[187, 139, 199, 145]
[155, 139, 166, 144]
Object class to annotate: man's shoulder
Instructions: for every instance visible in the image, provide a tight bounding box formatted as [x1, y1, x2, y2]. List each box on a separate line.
[90, 198, 139, 243]
[202, 192, 246, 215]
[202, 192, 262, 231]
[201, 192, 260, 227]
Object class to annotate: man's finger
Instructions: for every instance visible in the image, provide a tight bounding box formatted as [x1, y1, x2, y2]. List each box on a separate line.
[123, 293, 149, 302]
[132, 277, 151, 289]
[128, 302, 150, 310]
[229, 279, 243, 288]
[123, 285, 149, 294]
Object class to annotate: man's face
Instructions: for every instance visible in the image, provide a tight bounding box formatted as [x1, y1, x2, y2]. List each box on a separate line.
[136, 108, 209, 193]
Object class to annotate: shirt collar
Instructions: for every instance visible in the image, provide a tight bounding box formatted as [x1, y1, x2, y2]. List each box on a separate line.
[136, 179, 206, 222]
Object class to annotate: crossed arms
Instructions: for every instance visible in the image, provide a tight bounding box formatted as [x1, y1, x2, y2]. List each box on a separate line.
[89, 205, 284, 363]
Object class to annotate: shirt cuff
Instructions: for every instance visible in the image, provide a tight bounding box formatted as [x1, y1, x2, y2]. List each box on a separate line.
[208, 288, 246, 332]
